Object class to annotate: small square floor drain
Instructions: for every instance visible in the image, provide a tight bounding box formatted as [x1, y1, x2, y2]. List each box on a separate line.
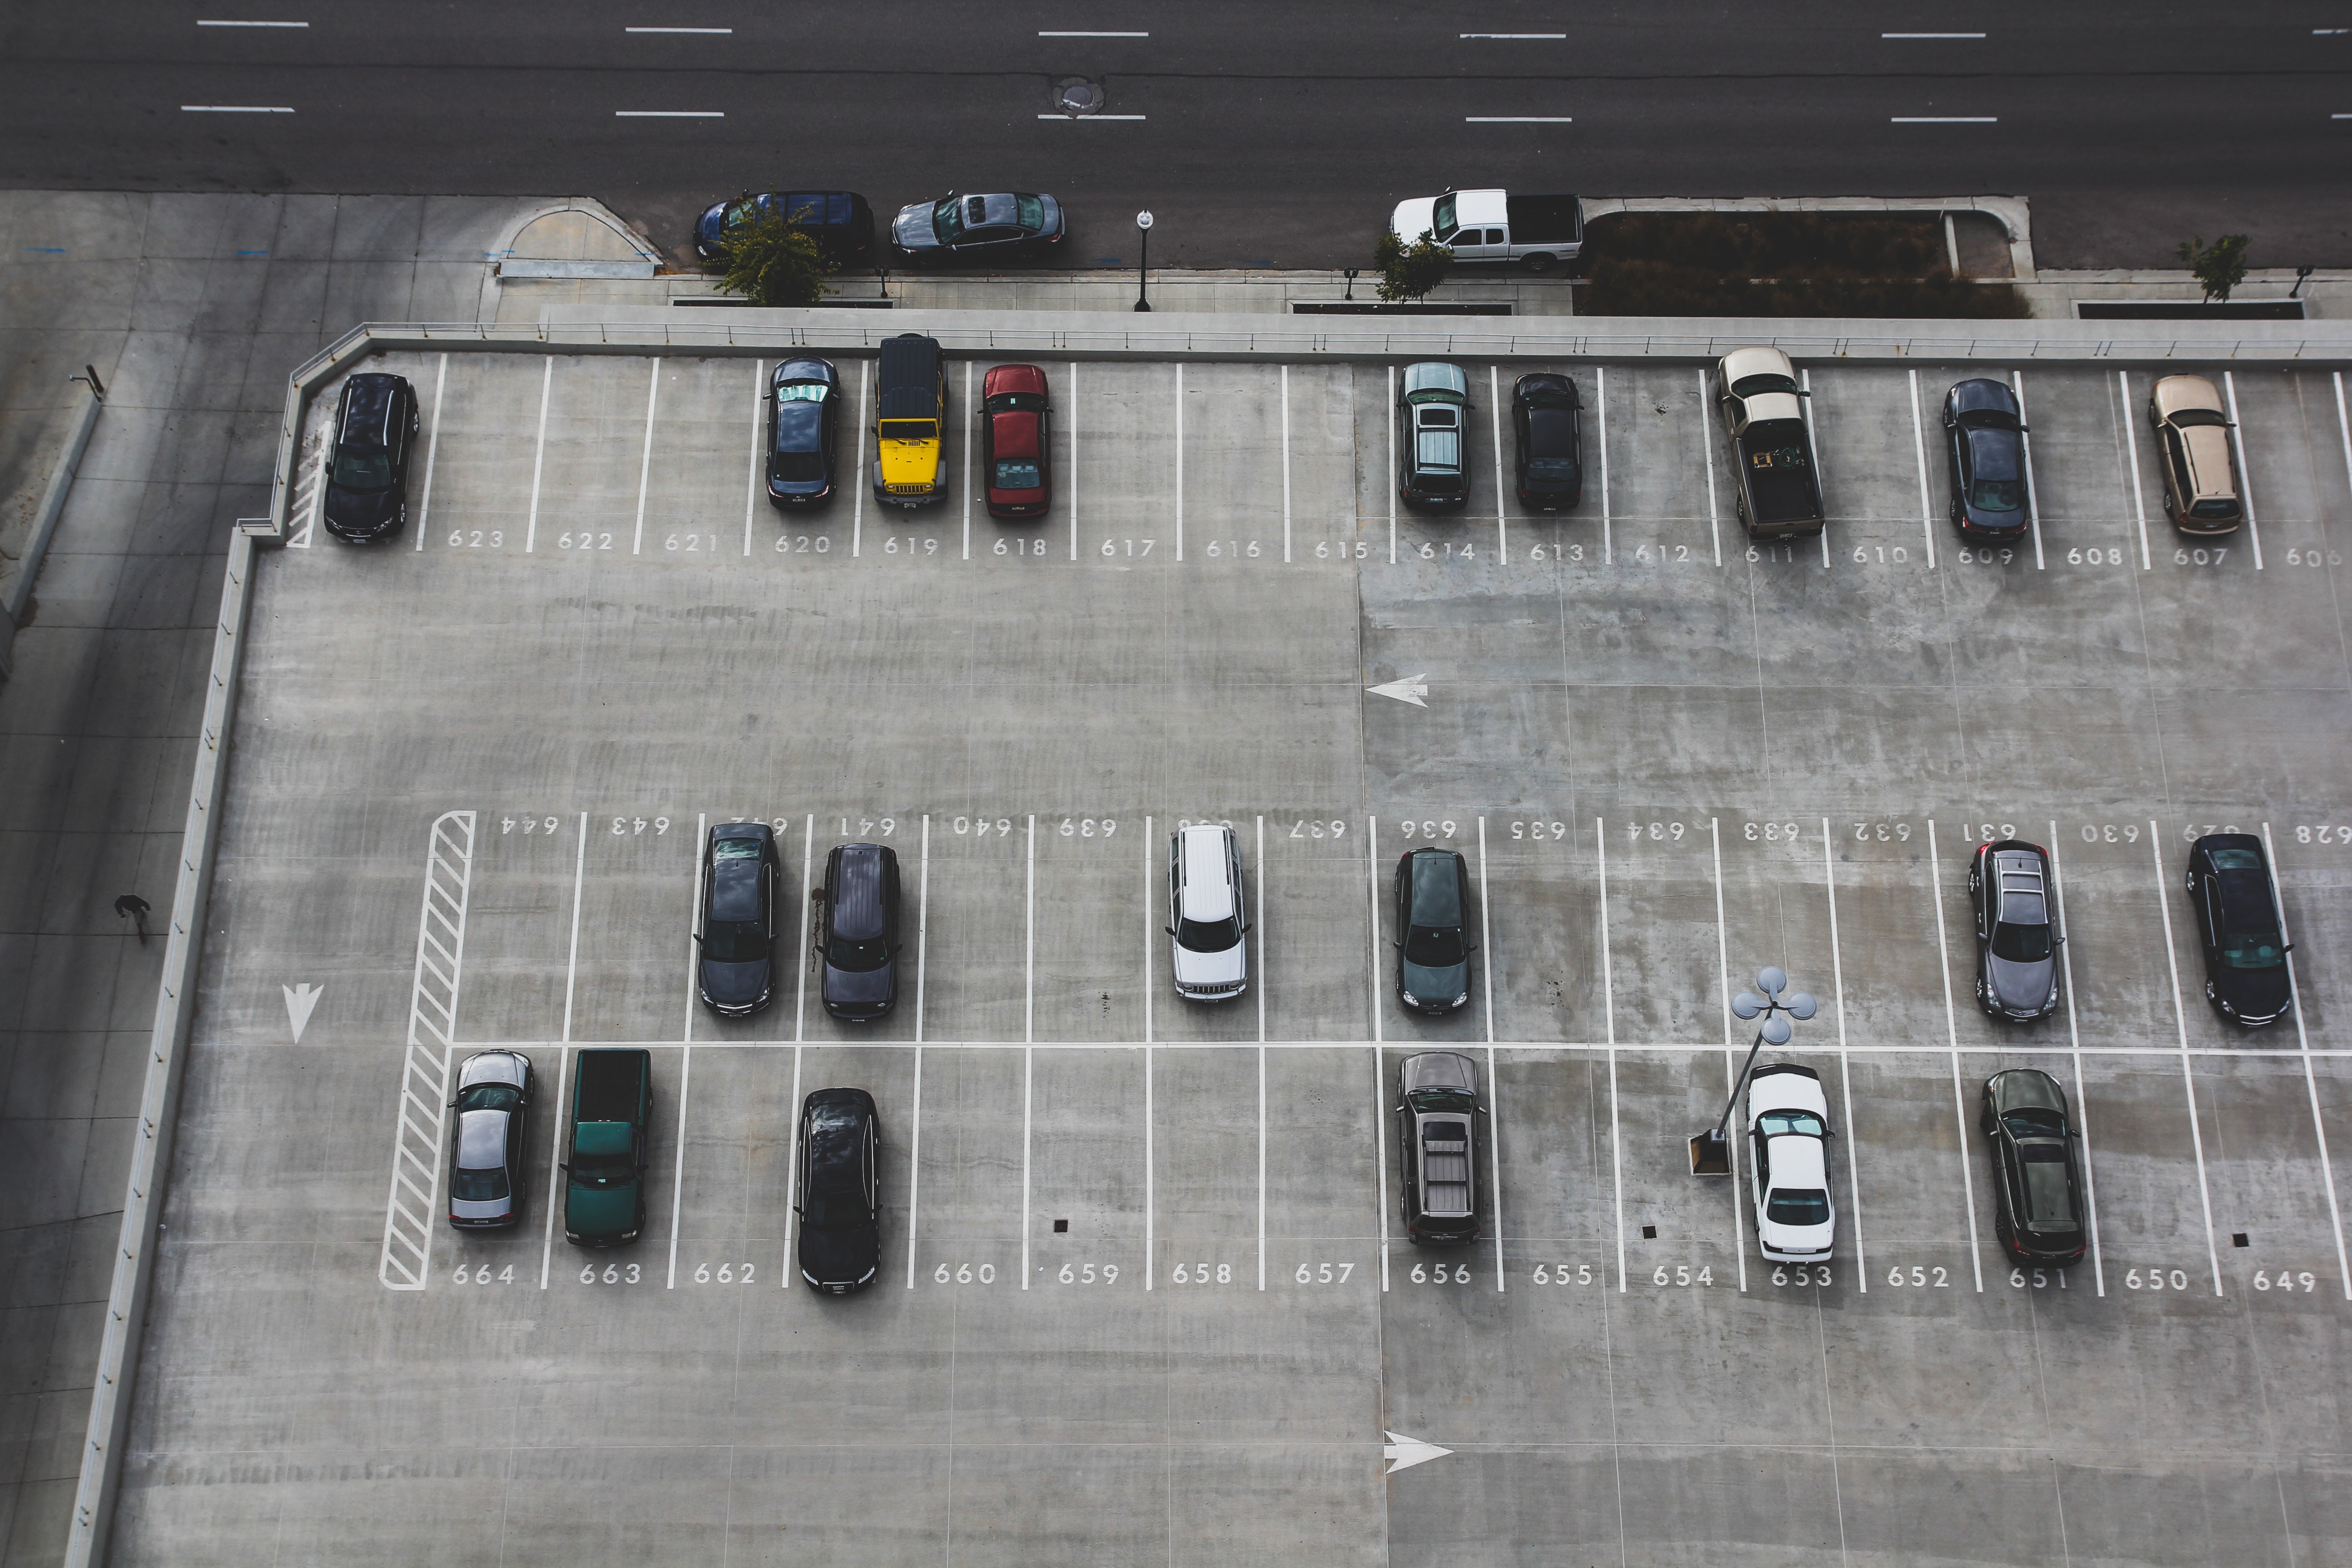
[2232, 1232, 2250, 1248]
[1641, 1225, 1658, 1240]
[1053, 1219, 1069, 1233]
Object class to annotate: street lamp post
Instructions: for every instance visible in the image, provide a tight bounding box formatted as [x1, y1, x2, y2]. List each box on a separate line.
[1689, 966, 1818, 1176]
[1133, 211, 1153, 312]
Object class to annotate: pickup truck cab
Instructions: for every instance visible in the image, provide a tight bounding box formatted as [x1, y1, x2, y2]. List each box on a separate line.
[1715, 347, 1825, 539]
[1388, 190, 1583, 272]
[873, 333, 947, 507]
[563, 1049, 652, 1247]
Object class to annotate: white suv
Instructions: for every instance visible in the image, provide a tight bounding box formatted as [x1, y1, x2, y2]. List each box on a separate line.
[1746, 1063, 1836, 1263]
[1167, 824, 1248, 1000]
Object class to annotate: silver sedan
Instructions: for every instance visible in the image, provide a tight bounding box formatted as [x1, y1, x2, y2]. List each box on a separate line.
[447, 1050, 532, 1228]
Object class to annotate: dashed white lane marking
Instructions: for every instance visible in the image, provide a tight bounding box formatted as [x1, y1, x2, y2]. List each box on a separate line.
[1920, 821, 1975, 1290]
[2264, 823, 2352, 1299]
[523, 356, 551, 553]
[906, 815, 929, 1289]
[626, 25, 732, 32]
[2149, 821, 2227, 1295]
[414, 353, 447, 553]
[1891, 116, 1997, 122]
[197, 18, 307, 24]
[2045, 825, 2107, 1295]
[2117, 370, 2152, 569]
[1039, 29, 1148, 35]
[2222, 371, 2265, 568]
[1037, 113, 1146, 120]
[1825, 818, 1873, 1293]
[1466, 116, 1572, 122]
[615, 110, 724, 117]
[180, 104, 294, 112]
[377, 810, 475, 1290]
[1882, 31, 1984, 37]
[2012, 370, 2045, 569]
[1906, 369, 1936, 568]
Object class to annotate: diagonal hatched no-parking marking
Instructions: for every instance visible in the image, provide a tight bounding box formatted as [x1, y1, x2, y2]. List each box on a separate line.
[377, 810, 476, 1289]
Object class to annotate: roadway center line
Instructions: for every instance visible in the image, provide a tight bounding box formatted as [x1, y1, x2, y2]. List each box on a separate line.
[742, 359, 761, 557]
[1479, 818, 1503, 1292]
[626, 25, 733, 33]
[2045, 823, 2106, 1295]
[906, 814, 929, 1288]
[1823, 819, 1871, 1293]
[180, 104, 294, 112]
[2117, 370, 2152, 569]
[1891, 116, 1997, 123]
[1038, 113, 1146, 120]
[412, 353, 447, 553]
[1597, 818, 1625, 1292]
[633, 360, 659, 555]
[2149, 821, 2226, 1295]
[197, 18, 308, 24]
[1921, 821, 1977, 1289]
[1462, 32, 1565, 38]
[1906, 368, 1936, 568]
[2221, 371, 2265, 568]
[1710, 820, 1747, 1289]
[1597, 365, 1612, 564]
[1039, 29, 1147, 35]
[524, 357, 552, 552]
[1882, 31, 1984, 38]
[1489, 365, 1509, 564]
[2264, 824, 2352, 1298]
[1466, 116, 1572, 123]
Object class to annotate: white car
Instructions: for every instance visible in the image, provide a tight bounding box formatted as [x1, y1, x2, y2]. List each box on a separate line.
[1746, 1063, 1835, 1263]
[1167, 824, 1248, 1000]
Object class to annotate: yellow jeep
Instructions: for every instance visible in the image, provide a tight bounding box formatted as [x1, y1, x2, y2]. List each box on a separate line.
[873, 333, 946, 506]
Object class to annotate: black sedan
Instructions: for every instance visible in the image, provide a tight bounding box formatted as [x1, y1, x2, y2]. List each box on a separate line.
[890, 192, 1064, 264]
[1967, 840, 2061, 1021]
[447, 1050, 531, 1228]
[1511, 372, 1583, 510]
[767, 357, 841, 507]
[322, 371, 419, 543]
[1979, 1068, 2087, 1264]
[697, 823, 780, 1017]
[797, 1088, 882, 1294]
[2186, 834, 2294, 1025]
[1395, 848, 1474, 1015]
[1942, 378, 2031, 540]
[816, 843, 903, 1021]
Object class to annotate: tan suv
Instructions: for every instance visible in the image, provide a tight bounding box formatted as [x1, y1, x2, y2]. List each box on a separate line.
[2148, 374, 2243, 534]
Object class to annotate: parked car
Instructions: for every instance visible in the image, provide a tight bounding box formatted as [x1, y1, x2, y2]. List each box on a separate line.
[2148, 374, 2243, 534]
[693, 190, 874, 264]
[1968, 839, 2061, 1021]
[322, 371, 419, 543]
[1715, 347, 1824, 538]
[2185, 833, 2293, 1025]
[815, 843, 903, 1022]
[447, 1049, 532, 1229]
[1386, 190, 1584, 272]
[1942, 377, 2030, 540]
[563, 1049, 651, 1247]
[1979, 1068, 2088, 1265]
[1394, 847, 1473, 1015]
[1510, 372, 1583, 510]
[1396, 1052, 1483, 1245]
[767, 357, 841, 508]
[1397, 363, 1470, 508]
[1746, 1063, 1835, 1264]
[982, 363, 1052, 519]
[1167, 823, 1248, 1000]
[890, 191, 1064, 264]
[697, 823, 781, 1017]
[797, 1088, 882, 1293]
[874, 333, 947, 507]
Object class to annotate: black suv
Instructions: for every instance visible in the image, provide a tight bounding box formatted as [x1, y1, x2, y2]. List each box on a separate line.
[815, 843, 903, 1021]
[322, 372, 419, 542]
[1511, 372, 1583, 510]
[697, 823, 780, 1017]
[1980, 1068, 2087, 1265]
[2186, 834, 2294, 1025]
[797, 1088, 882, 1294]
[1395, 848, 1474, 1015]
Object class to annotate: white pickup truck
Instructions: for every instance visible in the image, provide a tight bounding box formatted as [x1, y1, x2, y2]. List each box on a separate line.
[1387, 190, 1584, 272]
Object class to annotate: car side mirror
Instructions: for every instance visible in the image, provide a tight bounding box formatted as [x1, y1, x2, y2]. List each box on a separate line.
[557, 1161, 570, 1172]
[1798, 388, 1813, 397]
[1164, 926, 1177, 936]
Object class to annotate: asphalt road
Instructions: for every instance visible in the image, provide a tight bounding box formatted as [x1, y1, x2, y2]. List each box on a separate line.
[2, 3, 2349, 273]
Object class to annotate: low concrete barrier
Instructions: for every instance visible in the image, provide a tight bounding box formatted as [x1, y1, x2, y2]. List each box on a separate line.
[0, 377, 103, 681]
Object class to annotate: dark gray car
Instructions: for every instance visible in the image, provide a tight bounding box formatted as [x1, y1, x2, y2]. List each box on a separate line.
[890, 191, 1064, 263]
[1395, 847, 1473, 1015]
[1980, 1068, 2087, 1264]
[767, 357, 840, 508]
[447, 1049, 532, 1228]
[1396, 1052, 1483, 1245]
[1968, 840, 2060, 1021]
[698, 823, 780, 1017]
[816, 843, 903, 1022]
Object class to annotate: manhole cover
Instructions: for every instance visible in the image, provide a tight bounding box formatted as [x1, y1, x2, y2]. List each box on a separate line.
[1055, 78, 1105, 116]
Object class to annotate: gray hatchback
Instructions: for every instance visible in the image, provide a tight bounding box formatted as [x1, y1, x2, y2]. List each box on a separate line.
[1968, 840, 2061, 1021]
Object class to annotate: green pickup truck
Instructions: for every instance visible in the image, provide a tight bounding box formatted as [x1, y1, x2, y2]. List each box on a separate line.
[562, 1049, 652, 1247]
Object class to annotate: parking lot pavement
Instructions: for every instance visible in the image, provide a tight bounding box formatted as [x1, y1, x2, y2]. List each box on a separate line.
[114, 346, 2352, 1564]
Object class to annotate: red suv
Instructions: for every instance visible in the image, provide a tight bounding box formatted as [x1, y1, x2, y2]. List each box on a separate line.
[981, 363, 1052, 519]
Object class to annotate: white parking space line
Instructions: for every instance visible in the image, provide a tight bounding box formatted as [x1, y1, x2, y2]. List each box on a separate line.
[1143, 817, 1155, 1289]
[1281, 366, 1294, 563]
[2117, 370, 2152, 569]
[1256, 816, 1269, 1044]
[1387, 365, 1398, 565]
[1174, 364, 1185, 561]
[779, 1044, 802, 1288]
[1597, 365, 1612, 564]
[632, 359, 658, 555]
[1709, 820, 1748, 1289]
[1921, 822, 1979, 1289]
[1368, 816, 1389, 1291]
[1823, 819, 1874, 1292]
[794, 815, 812, 1040]
[666, 1040, 692, 1288]
[1699, 367, 1721, 566]
[2333, 372, 2352, 499]
[537, 1046, 568, 1289]
[1907, 369, 1936, 568]
[666, 816, 702, 1288]
[741, 358, 760, 556]
[2011, 371, 2046, 569]
[850, 360, 867, 558]
[1489, 366, 1508, 564]
[524, 356, 552, 552]
[1800, 367, 1829, 567]
[562, 811, 587, 1039]
[906, 816, 928, 1288]
[1257, 816, 1268, 1290]
[2046, 825, 2107, 1295]
[542, 816, 588, 1288]
[413, 353, 447, 553]
[1598, 818, 1625, 1291]
[1067, 361, 1080, 561]
[2265, 824, 2352, 1298]
[1023, 815, 1035, 1289]
[2222, 372, 2265, 568]
[2149, 821, 2226, 1294]
[960, 360, 973, 562]
[1478, 818, 1503, 1291]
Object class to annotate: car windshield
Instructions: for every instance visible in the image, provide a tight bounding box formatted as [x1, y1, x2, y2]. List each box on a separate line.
[986, 391, 1047, 413]
[776, 382, 827, 403]
[456, 1084, 519, 1114]
[1757, 1109, 1825, 1138]
[880, 418, 937, 442]
[1528, 459, 1577, 480]
[331, 449, 392, 491]
[2190, 498, 2240, 519]
[2171, 407, 2228, 427]
[994, 458, 1041, 490]
[570, 1152, 632, 1184]
[1432, 194, 1457, 239]
[1409, 1088, 1477, 1112]
[2002, 1107, 2065, 1138]
[1177, 915, 1241, 954]
[450, 1166, 509, 1200]
[1404, 925, 1464, 967]
[2220, 927, 2286, 969]
[1990, 921, 2053, 963]
[1970, 478, 2023, 512]
[1766, 1187, 1830, 1225]
[933, 197, 964, 241]
[829, 935, 891, 973]
[1017, 194, 1044, 230]
[703, 917, 766, 964]
[1732, 372, 1798, 398]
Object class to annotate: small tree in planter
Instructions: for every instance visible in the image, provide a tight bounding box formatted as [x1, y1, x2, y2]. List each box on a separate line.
[1374, 229, 1453, 303]
[717, 204, 836, 309]
[2177, 234, 2252, 304]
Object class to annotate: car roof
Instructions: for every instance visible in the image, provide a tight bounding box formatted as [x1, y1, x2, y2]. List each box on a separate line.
[1406, 850, 1462, 925]
[1402, 362, 1468, 398]
[989, 408, 1042, 461]
[985, 363, 1048, 396]
[455, 1108, 510, 1169]
[2153, 373, 2223, 417]
[829, 844, 890, 941]
[1720, 346, 1795, 382]
[1948, 377, 2019, 416]
[1401, 1051, 1477, 1093]
[1176, 828, 1235, 922]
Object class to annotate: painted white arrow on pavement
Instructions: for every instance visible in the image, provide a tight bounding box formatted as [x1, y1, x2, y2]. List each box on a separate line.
[1382, 1431, 1452, 1474]
[1366, 674, 1429, 708]
[283, 982, 323, 1043]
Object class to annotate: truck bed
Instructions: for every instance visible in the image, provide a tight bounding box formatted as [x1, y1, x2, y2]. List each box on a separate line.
[1737, 420, 1824, 527]
[572, 1049, 649, 1126]
[1504, 194, 1583, 245]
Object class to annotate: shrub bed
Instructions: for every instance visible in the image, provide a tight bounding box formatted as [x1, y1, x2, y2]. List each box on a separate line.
[1577, 213, 2027, 319]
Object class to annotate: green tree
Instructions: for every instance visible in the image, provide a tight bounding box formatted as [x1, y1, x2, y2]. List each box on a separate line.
[1374, 228, 1453, 303]
[717, 203, 836, 308]
[2176, 234, 2251, 304]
